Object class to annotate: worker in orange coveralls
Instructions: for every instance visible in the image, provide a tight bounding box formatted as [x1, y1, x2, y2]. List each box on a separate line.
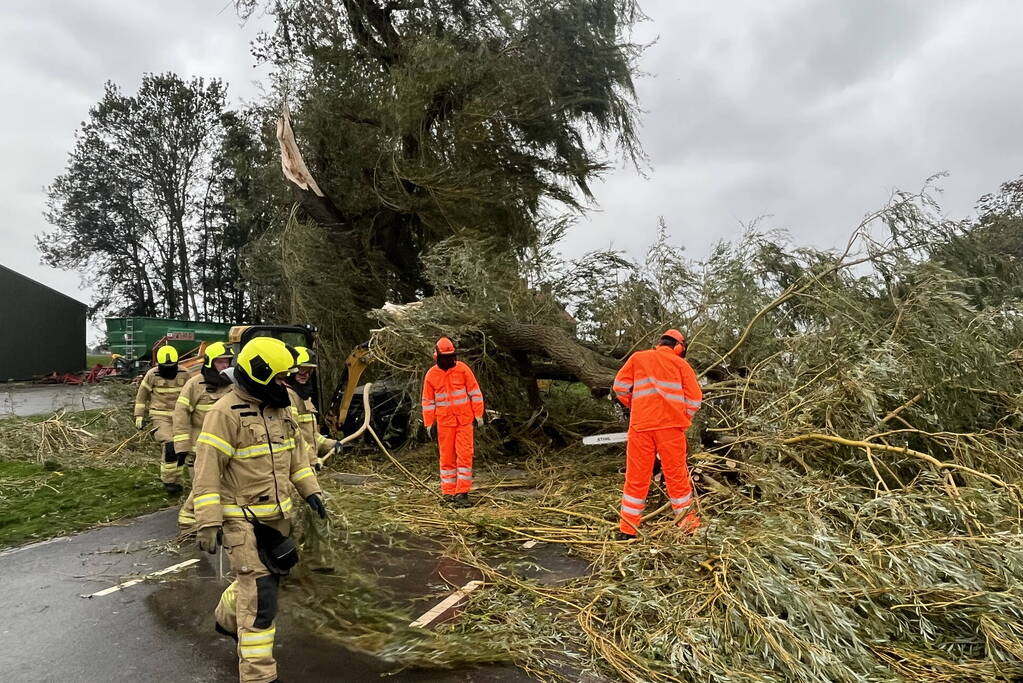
[612, 329, 702, 539]
[421, 337, 485, 508]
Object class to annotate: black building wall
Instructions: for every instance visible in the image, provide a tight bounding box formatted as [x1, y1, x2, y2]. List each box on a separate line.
[0, 265, 87, 381]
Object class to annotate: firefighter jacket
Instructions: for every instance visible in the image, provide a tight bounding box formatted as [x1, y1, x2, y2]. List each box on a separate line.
[172, 374, 232, 455]
[613, 345, 702, 432]
[134, 366, 191, 420]
[191, 386, 322, 530]
[421, 362, 484, 428]
[288, 390, 338, 466]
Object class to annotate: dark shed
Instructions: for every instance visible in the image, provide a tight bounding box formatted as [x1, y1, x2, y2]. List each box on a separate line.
[0, 264, 87, 380]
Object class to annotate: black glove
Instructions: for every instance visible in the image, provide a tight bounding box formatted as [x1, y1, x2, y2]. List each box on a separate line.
[426, 424, 437, 439]
[474, 415, 485, 428]
[197, 526, 222, 554]
[306, 493, 327, 519]
[621, 406, 631, 422]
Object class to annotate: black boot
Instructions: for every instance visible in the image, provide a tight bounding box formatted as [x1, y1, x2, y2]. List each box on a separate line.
[214, 622, 238, 642]
[616, 532, 636, 541]
[163, 482, 183, 495]
[453, 493, 473, 508]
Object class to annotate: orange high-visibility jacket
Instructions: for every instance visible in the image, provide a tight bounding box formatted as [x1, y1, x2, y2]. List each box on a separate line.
[422, 362, 485, 428]
[613, 345, 702, 431]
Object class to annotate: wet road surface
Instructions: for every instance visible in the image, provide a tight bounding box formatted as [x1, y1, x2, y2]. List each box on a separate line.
[0, 383, 110, 417]
[0, 509, 537, 682]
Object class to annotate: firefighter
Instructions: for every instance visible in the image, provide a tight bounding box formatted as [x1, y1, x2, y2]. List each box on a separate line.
[284, 346, 342, 469]
[613, 329, 702, 539]
[134, 345, 191, 494]
[421, 337, 484, 508]
[192, 336, 326, 683]
[173, 341, 235, 530]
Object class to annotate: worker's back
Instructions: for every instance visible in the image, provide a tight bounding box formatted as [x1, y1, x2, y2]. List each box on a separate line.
[614, 345, 702, 432]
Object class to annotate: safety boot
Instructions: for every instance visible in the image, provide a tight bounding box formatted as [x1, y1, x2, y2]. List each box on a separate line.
[676, 511, 701, 535]
[452, 493, 473, 508]
[163, 482, 183, 495]
[616, 532, 636, 541]
[214, 622, 237, 642]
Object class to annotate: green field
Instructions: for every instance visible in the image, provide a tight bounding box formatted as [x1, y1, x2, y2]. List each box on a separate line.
[0, 460, 170, 547]
[85, 353, 111, 369]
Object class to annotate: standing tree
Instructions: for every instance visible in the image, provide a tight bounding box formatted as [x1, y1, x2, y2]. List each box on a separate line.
[237, 0, 644, 355]
[42, 73, 227, 319]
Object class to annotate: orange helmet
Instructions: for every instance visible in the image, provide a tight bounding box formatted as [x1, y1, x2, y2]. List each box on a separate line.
[433, 337, 456, 359]
[663, 329, 685, 345]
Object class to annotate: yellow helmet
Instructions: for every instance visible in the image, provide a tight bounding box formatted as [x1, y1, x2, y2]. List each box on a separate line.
[294, 346, 317, 368]
[156, 345, 179, 364]
[236, 337, 294, 386]
[203, 341, 234, 368]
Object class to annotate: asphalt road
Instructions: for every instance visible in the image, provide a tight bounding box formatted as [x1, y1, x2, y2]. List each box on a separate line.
[0, 509, 533, 682]
[0, 383, 110, 417]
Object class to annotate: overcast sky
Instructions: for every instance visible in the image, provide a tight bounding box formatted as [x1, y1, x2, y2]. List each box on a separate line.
[2, 0, 1023, 305]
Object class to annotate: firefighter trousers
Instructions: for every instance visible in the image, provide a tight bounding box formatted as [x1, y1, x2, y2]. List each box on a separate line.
[214, 518, 289, 683]
[437, 423, 474, 495]
[151, 417, 183, 485]
[619, 427, 696, 534]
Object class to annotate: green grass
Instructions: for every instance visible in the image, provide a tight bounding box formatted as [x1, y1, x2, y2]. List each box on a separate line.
[86, 353, 111, 369]
[0, 461, 171, 547]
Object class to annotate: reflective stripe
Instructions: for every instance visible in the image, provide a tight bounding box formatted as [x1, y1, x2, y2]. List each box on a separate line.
[296, 413, 315, 423]
[149, 409, 173, 416]
[452, 398, 469, 406]
[622, 493, 645, 506]
[177, 395, 192, 407]
[219, 583, 237, 614]
[457, 467, 473, 473]
[197, 404, 213, 412]
[177, 508, 195, 524]
[172, 434, 190, 442]
[160, 462, 179, 472]
[435, 392, 448, 399]
[441, 477, 457, 483]
[632, 388, 657, 398]
[291, 467, 315, 483]
[154, 387, 181, 394]
[653, 379, 683, 390]
[634, 378, 653, 387]
[613, 382, 632, 391]
[471, 396, 483, 403]
[670, 494, 693, 507]
[422, 401, 435, 408]
[468, 389, 482, 397]
[134, 403, 146, 410]
[440, 468, 457, 475]
[452, 389, 467, 396]
[234, 439, 295, 459]
[435, 401, 451, 407]
[316, 433, 327, 444]
[685, 398, 701, 408]
[198, 432, 235, 457]
[222, 498, 293, 519]
[621, 504, 644, 516]
[632, 386, 688, 403]
[140, 382, 152, 391]
[194, 493, 221, 509]
[457, 475, 473, 481]
[241, 646, 274, 659]
[240, 627, 276, 644]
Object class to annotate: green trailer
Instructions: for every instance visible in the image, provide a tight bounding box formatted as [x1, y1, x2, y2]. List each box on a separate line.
[105, 317, 234, 369]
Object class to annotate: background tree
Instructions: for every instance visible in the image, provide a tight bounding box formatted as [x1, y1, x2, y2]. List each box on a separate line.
[42, 73, 227, 319]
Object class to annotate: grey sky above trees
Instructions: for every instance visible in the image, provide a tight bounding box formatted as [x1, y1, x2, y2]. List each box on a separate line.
[2, 0, 1022, 301]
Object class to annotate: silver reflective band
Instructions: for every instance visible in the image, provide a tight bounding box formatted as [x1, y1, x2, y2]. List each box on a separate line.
[670, 494, 692, 507]
[621, 504, 644, 516]
[622, 493, 645, 506]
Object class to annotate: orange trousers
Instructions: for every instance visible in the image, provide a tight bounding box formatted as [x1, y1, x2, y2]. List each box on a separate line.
[437, 423, 474, 494]
[620, 427, 695, 534]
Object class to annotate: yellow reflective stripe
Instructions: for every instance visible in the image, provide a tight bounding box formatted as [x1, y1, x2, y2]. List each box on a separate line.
[134, 403, 146, 410]
[172, 434, 190, 442]
[289, 406, 300, 415]
[160, 462, 179, 472]
[149, 409, 173, 416]
[154, 387, 181, 393]
[218, 582, 237, 614]
[197, 432, 235, 457]
[140, 382, 152, 391]
[194, 493, 221, 509]
[291, 467, 315, 484]
[177, 395, 192, 407]
[222, 498, 293, 518]
[234, 438, 295, 459]
[316, 433, 327, 445]
[240, 627, 276, 644]
[240, 646, 274, 659]
[297, 413, 315, 423]
[177, 508, 195, 524]
[196, 404, 214, 412]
